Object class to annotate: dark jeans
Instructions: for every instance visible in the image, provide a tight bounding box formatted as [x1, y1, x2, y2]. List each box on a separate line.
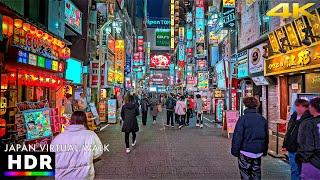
[178, 115, 186, 126]
[142, 111, 147, 125]
[125, 132, 136, 148]
[167, 110, 174, 126]
[197, 113, 203, 124]
[153, 116, 156, 121]
[186, 109, 193, 124]
[238, 153, 261, 180]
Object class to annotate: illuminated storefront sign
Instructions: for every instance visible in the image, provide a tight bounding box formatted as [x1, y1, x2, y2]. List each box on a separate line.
[223, 0, 235, 8]
[66, 58, 82, 84]
[249, 43, 266, 74]
[115, 40, 125, 70]
[196, 59, 208, 71]
[216, 60, 226, 89]
[186, 27, 193, 41]
[179, 27, 184, 42]
[65, 0, 82, 34]
[222, 7, 235, 29]
[195, 7, 204, 19]
[265, 43, 320, 76]
[305, 73, 320, 93]
[150, 54, 171, 69]
[237, 50, 249, 79]
[197, 72, 208, 90]
[12, 19, 70, 60]
[147, 18, 170, 28]
[178, 44, 185, 61]
[17, 50, 64, 72]
[170, 1, 175, 49]
[155, 29, 170, 46]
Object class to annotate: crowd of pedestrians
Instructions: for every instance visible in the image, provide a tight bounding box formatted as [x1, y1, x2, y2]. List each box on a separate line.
[53, 92, 320, 180]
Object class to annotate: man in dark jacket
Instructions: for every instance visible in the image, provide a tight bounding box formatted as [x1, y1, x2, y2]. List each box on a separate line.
[121, 95, 140, 153]
[283, 99, 311, 180]
[297, 97, 320, 179]
[231, 97, 268, 180]
[165, 93, 176, 127]
[140, 94, 150, 126]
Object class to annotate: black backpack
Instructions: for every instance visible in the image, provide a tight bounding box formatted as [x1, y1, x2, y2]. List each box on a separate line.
[166, 98, 175, 109]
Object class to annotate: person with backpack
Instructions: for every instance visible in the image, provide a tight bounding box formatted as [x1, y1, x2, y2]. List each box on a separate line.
[140, 94, 150, 126]
[165, 93, 176, 128]
[194, 94, 204, 128]
[175, 95, 187, 130]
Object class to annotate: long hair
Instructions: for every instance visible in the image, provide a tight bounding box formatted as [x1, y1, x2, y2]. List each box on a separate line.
[70, 111, 89, 129]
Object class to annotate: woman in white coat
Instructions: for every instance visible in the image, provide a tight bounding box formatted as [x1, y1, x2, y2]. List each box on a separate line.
[51, 111, 103, 180]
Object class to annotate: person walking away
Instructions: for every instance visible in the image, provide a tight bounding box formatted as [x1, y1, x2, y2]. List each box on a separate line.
[175, 95, 187, 129]
[150, 95, 159, 124]
[194, 94, 204, 128]
[140, 94, 150, 126]
[283, 99, 311, 180]
[64, 93, 73, 114]
[121, 95, 140, 153]
[51, 111, 103, 180]
[297, 97, 320, 179]
[231, 97, 269, 180]
[165, 93, 176, 128]
[186, 95, 194, 126]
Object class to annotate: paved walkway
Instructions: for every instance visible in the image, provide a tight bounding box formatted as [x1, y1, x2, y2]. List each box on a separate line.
[95, 111, 290, 179]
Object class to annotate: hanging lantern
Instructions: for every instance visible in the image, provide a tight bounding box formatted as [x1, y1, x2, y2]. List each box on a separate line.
[22, 23, 30, 32]
[47, 35, 53, 43]
[14, 19, 23, 28]
[30, 26, 37, 35]
[43, 33, 48, 40]
[2, 16, 14, 37]
[36, 30, 43, 38]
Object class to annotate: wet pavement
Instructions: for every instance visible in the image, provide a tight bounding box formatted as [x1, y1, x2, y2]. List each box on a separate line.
[95, 111, 290, 179]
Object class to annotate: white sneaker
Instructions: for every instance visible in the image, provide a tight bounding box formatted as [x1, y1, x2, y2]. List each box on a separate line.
[132, 140, 137, 147]
[200, 124, 203, 128]
[126, 148, 131, 153]
[178, 125, 183, 129]
[196, 123, 200, 127]
[153, 120, 156, 124]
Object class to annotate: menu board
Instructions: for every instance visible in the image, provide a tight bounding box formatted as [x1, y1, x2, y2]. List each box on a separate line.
[23, 109, 52, 140]
[108, 99, 117, 123]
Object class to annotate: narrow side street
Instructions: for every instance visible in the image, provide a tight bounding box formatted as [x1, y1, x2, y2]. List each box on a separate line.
[95, 112, 290, 179]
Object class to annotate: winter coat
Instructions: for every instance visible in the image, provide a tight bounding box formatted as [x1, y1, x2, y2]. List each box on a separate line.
[140, 98, 150, 112]
[231, 108, 269, 157]
[283, 111, 312, 152]
[121, 102, 140, 133]
[175, 100, 187, 115]
[297, 115, 320, 169]
[51, 125, 103, 180]
[150, 98, 159, 117]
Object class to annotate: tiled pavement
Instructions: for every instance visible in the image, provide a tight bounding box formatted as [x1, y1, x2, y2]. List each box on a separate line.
[94, 112, 291, 179]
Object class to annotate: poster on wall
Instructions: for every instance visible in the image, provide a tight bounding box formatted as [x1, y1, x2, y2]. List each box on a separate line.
[108, 99, 117, 123]
[23, 109, 52, 140]
[196, 43, 205, 56]
[150, 54, 170, 69]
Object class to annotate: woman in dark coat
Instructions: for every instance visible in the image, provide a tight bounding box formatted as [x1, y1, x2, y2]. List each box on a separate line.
[121, 95, 139, 153]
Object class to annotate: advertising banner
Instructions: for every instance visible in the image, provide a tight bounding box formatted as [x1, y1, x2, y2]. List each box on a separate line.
[195, 7, 204, 19]
[222, 7, 235, 29]
[226, 110, 240, 135]
[210, 46, 219, 66]
[65, 0, 82, 34]
[216, 61, 226, 89]
[178, 44, 185, 62]
[150, 54, 170, 69]
[107, 99, 117, 123]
